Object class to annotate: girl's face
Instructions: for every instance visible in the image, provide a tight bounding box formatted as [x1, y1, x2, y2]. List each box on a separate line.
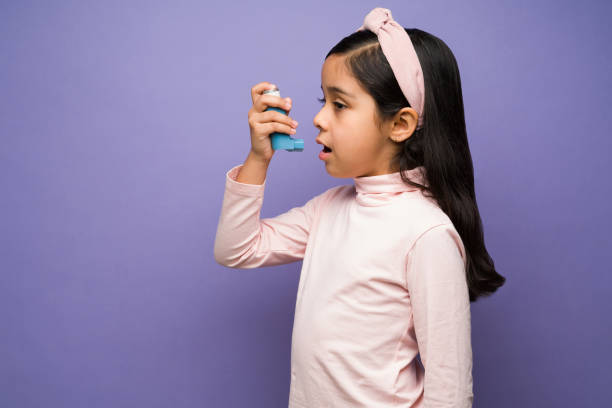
[313, 54, 410, 178]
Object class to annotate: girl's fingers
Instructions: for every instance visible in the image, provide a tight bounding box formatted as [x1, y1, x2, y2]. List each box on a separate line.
[254, 94, 292, 114]
[258, 110, 298, 129]
[250, 82, 277, 104]
[260, 122, 297, 135]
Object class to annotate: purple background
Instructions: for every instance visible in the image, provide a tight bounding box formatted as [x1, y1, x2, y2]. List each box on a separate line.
[1, 1, 610, 406]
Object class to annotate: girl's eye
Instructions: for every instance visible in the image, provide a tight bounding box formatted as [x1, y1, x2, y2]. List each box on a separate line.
[317, 97, 345, 110]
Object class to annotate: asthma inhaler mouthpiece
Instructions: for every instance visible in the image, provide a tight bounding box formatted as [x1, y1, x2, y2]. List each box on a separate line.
[263, 87, 304, 152]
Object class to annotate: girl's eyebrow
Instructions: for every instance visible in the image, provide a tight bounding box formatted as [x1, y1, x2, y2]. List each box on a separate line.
[321, 85, 355, 99]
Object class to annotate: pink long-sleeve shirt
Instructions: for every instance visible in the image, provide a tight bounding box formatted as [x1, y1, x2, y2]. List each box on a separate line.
[214, 163, 473, 407]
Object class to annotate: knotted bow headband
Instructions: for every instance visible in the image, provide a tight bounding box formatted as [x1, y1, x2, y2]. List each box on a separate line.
[357, 7, 425, 129]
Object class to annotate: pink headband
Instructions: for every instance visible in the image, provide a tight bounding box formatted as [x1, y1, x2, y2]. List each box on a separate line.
[357, 7, 425, 129]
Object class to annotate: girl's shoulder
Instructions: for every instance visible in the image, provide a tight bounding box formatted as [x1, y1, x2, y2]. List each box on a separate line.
[393, 192, 456, 238]
[301, 183, 351, 215]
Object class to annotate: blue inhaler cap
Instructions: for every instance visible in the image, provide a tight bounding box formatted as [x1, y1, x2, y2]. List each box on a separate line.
[263, 87, 304, 152]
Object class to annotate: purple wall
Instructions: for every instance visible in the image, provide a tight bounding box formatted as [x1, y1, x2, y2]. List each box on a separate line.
[2, 1, 610, 406]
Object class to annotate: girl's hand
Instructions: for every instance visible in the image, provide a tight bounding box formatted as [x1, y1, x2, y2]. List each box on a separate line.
[247, 82, 299, 162]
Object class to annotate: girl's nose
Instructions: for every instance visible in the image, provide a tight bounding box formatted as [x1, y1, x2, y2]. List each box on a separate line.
[313, 109, 325, 131]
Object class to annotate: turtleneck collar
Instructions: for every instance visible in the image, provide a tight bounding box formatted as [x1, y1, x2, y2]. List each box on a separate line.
[352, 166, 428, 206]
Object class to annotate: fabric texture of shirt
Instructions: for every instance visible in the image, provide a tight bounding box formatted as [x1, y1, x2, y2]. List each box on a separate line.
[214, 163, 473, 407]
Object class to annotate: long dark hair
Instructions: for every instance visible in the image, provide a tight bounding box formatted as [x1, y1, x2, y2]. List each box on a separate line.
[326, 28, 505, 302]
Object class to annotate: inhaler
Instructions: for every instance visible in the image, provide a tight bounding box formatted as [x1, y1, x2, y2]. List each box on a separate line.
[263, 87, 304, 152]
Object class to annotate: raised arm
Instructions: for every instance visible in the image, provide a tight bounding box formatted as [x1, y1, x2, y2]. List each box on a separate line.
[213, 161, 329, 269]
[405, 223, 474, 407]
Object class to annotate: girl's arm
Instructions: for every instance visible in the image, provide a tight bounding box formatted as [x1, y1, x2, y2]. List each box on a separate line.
[213, 160, 328, 269]
[405, 223, 474, 407]
[235, 149, 270, 185]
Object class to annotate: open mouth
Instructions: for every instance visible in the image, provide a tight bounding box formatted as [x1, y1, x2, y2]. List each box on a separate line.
[322, 145, 332, 153]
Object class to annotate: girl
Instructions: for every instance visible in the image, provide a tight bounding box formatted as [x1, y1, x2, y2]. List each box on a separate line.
[214, 7, 505, 407]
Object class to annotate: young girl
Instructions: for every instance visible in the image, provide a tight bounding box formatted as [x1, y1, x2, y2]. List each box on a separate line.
[214, 7, 505, 407]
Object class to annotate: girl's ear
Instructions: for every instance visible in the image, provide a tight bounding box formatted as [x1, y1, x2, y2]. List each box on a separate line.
[389, 107, 418, 143]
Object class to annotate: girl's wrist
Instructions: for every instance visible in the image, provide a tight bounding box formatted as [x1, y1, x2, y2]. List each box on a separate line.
[236, 150, 270, 185]
[248, 150, 271, 166]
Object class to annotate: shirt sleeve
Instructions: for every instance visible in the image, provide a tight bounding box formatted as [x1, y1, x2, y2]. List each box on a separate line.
[405, 223, 474, 407]
[213, 163, 328, 269]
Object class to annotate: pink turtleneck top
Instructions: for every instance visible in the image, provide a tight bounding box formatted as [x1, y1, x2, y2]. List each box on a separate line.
[214, 163, 473, 407]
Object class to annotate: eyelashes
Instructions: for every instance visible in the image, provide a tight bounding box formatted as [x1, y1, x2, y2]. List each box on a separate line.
[317, 97, 346, 110]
